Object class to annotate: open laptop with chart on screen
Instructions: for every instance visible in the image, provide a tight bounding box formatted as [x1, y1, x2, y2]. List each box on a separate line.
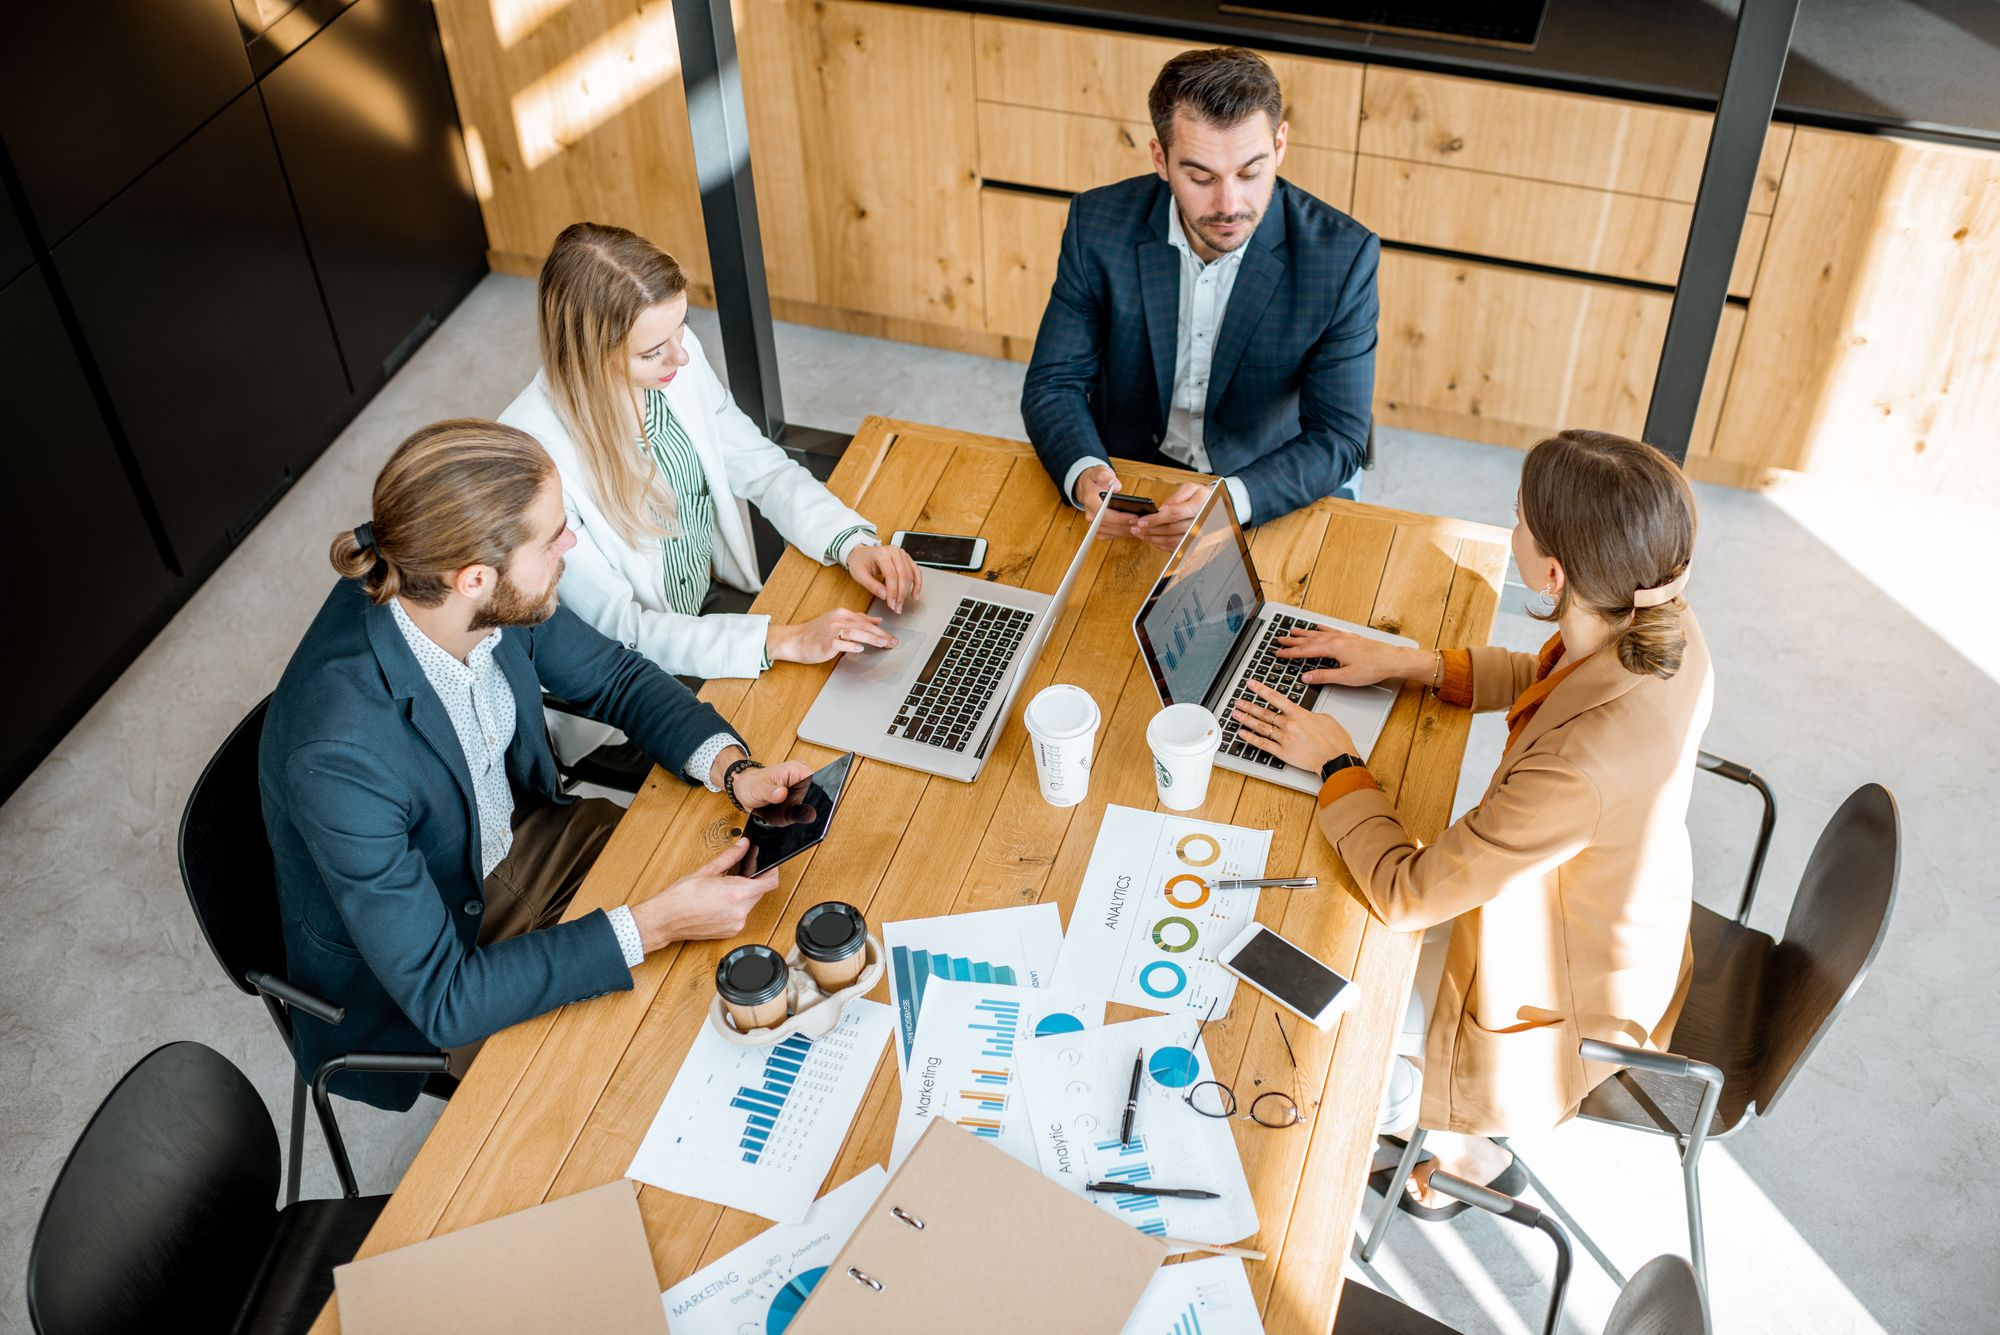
[1132, 487, 1416, 795]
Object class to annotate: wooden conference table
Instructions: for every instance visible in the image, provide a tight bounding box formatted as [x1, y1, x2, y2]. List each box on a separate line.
[309, 419, 1509, 1334]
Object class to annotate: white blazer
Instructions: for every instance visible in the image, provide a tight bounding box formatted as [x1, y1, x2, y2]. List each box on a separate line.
[500, 328, 873, 760]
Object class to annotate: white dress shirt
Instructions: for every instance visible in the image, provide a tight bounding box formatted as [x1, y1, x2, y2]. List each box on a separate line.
[1062, 206, 1254, 522]
[389, 598, 736, 969]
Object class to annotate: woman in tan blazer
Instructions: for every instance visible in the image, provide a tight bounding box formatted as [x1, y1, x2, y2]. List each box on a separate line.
[1228, 429, 1711, 1211]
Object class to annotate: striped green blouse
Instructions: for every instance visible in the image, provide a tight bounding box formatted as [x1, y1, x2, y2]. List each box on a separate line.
[640, 390, 715, 616]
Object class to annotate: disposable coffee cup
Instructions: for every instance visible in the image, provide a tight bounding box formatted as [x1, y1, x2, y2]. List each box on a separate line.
[716, 944, 790, 1032]
[796, 901, 868, 990]
[1024, 684, 1099, 807]
[1146, 702, 1221, 811]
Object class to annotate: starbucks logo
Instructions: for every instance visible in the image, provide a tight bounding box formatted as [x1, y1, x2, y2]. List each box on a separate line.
[1155, 758, 1172, 787]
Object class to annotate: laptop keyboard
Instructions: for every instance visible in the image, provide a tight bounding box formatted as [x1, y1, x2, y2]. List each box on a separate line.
[888, 597, 1031, 753]
[1217, 614, 1333, 770]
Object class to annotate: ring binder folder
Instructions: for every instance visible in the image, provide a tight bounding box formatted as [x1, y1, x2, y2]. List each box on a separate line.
[788, 1120, 1168, 1333]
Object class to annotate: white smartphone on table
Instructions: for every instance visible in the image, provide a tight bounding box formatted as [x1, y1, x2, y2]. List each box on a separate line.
[1218, 921, 1357, 1031]
[890, 529, 986, 571]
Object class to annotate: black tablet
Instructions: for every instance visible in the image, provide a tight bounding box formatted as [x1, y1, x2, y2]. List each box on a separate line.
[737, 752, 856, 876]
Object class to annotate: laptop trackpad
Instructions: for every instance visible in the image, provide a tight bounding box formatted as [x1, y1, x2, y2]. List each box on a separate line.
[842, 628, 929, 685]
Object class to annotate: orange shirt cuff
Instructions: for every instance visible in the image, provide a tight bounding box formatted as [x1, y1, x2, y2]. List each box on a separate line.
[1316, 765, 1379, 809]
[1438, 648, 1475, 707]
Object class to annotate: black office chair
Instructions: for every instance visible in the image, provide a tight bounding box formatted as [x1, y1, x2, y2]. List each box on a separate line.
[1365, 782, 1900, 1296]
[1340, 1168, 1572, 1335]
[26, 1042, 389, 1335]
[179, 697, 453, 1203]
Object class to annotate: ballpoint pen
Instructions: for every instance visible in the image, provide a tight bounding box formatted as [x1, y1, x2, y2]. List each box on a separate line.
[1120, 1047, 1144, 1146]
[1215, 876, 1317, 890]
[1086, 1182, 1222, 1200]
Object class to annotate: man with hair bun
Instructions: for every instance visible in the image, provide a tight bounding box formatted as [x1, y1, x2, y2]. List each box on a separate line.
[1022, 45, 1379, 550]
[261, 418, 812, 1110]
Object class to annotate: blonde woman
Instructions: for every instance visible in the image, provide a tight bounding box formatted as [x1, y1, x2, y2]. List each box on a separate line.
[1229, 429, 1711, 1212]
[499, 223, 921, 719]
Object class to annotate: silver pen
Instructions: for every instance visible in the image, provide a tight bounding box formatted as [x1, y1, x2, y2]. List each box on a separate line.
[1215, 876, 1317, 890]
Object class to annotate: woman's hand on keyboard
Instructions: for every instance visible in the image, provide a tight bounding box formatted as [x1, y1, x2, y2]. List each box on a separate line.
[1276, 629, 1427, 687]
[768, 608, 899, 664]
[1231, 680, 1356, 772]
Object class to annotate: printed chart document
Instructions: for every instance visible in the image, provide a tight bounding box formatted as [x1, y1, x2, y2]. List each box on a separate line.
[1055, 806, 1272, 1018]
[1119, 1256, 1265, 1335]
[627, 1000, 894, 1223]
[883, 902, 1064, 1070]
[660, 1166, 886, 1334]
[1019, 1014, 1258, 1245]
[889, 978, 1103, 1171]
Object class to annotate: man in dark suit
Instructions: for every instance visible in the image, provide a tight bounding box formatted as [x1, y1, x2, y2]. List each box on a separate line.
[260, 420, 808, 1109]
[1021, 47, 1380, 550]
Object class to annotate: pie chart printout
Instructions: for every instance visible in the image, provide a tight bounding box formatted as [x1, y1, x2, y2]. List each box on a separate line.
[1149, 1045, 1201, 1089]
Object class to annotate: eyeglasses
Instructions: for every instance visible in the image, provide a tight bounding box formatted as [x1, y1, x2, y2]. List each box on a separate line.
[1180, 1000, 1310, 1130]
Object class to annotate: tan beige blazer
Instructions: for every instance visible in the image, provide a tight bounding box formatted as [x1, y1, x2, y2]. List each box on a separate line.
[1317, 612, 1714, 1136]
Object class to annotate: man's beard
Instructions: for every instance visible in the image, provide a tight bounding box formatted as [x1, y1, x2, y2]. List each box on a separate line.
[1192, 207, 1260, 253]
[469, 561, 561, 630]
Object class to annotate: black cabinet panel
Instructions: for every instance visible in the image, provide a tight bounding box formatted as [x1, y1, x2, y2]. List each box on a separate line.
[0, 190, 31, 290]
[0, 268, 176, 793]
[0, 0, 251, 245]
[55, 91, 350, 569]
[262, 0, 486, 387]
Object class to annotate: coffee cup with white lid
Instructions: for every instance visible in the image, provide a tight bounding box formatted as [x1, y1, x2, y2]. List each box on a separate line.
[1023, 684, 1099, 807]
[1146, 702, 1221, 811]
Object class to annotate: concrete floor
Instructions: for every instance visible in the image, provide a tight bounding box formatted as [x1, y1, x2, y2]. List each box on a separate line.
[3, 273, 1995, 1334]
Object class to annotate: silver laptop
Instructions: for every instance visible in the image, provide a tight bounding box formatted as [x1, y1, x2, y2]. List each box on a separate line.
[798, 506, 1106, 781]
[1131, 487, 1416, 796]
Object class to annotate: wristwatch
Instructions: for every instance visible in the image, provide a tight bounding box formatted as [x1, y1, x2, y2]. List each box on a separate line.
[722, 756, 766, 812]
[1320, 754, 1366, 782]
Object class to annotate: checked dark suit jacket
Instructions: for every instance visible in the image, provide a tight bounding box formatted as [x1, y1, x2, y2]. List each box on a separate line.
[1021, 174, 1380, 522]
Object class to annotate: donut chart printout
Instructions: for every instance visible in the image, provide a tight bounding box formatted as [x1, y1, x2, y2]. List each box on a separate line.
[1019, 1013, 1258, 1245]
[659, 1165, 887, 1334]
[1052, 806, 1272, 1018]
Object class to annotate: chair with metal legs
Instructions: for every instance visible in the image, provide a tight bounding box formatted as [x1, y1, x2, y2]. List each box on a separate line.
[27, 1042, 392, 1335]
[1361, 782, 1900, 1297]
[179, 697, 453, 1202]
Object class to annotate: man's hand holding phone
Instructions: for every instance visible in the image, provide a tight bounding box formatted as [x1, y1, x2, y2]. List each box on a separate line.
[1074, 463, 1142, 540]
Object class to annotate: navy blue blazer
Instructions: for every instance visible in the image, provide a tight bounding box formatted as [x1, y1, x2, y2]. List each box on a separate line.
[1021, 175, 1379, 522]
[259, 579, 737, 1109]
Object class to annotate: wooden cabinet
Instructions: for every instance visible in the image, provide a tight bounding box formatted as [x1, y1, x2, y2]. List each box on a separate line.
[1359, 68, 1790, 211]
[1352, 157, 1767, 297]
[980, 188, 1068, 345]
[430, 0, 713, 283]
[1709, 128, 2000, 500]
[972, 16, 1361, 154]
[740, 0, 984, 331]
[1374, 250, 1743, 458]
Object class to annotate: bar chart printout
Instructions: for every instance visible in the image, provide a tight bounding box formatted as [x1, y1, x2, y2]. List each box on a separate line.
[883, 903, 1064, 1070]
[627, 1000, 895, 1224]
[890, 978, 1102, 1169]
[1117, 1256, 1266, 1335]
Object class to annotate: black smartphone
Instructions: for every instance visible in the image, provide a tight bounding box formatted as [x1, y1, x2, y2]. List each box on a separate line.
[1102, 491, 1159, 516]
[891, 529, 987, 571]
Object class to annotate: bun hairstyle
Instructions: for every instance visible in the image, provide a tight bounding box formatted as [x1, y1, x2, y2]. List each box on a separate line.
[1518, 429, 1697, 680]
[330, 419, 556, 606]
[538, 220, 689, 547]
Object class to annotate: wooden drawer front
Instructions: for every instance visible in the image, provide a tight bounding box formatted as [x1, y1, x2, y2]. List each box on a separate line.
[1354, 156, 1766, 296]
[978, 102, 1354, 208]
[1376, 250, 1743, 454]
[1361, 67, 1791, 212]
[981, 187, 1069, 340]
[740, 0, 984, 330]
[973, 15, 1361, 152]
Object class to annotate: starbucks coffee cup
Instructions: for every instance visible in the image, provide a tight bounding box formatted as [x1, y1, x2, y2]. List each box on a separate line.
[1023, 684, 1099, 807]
[1146, 702, 1221, 811]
